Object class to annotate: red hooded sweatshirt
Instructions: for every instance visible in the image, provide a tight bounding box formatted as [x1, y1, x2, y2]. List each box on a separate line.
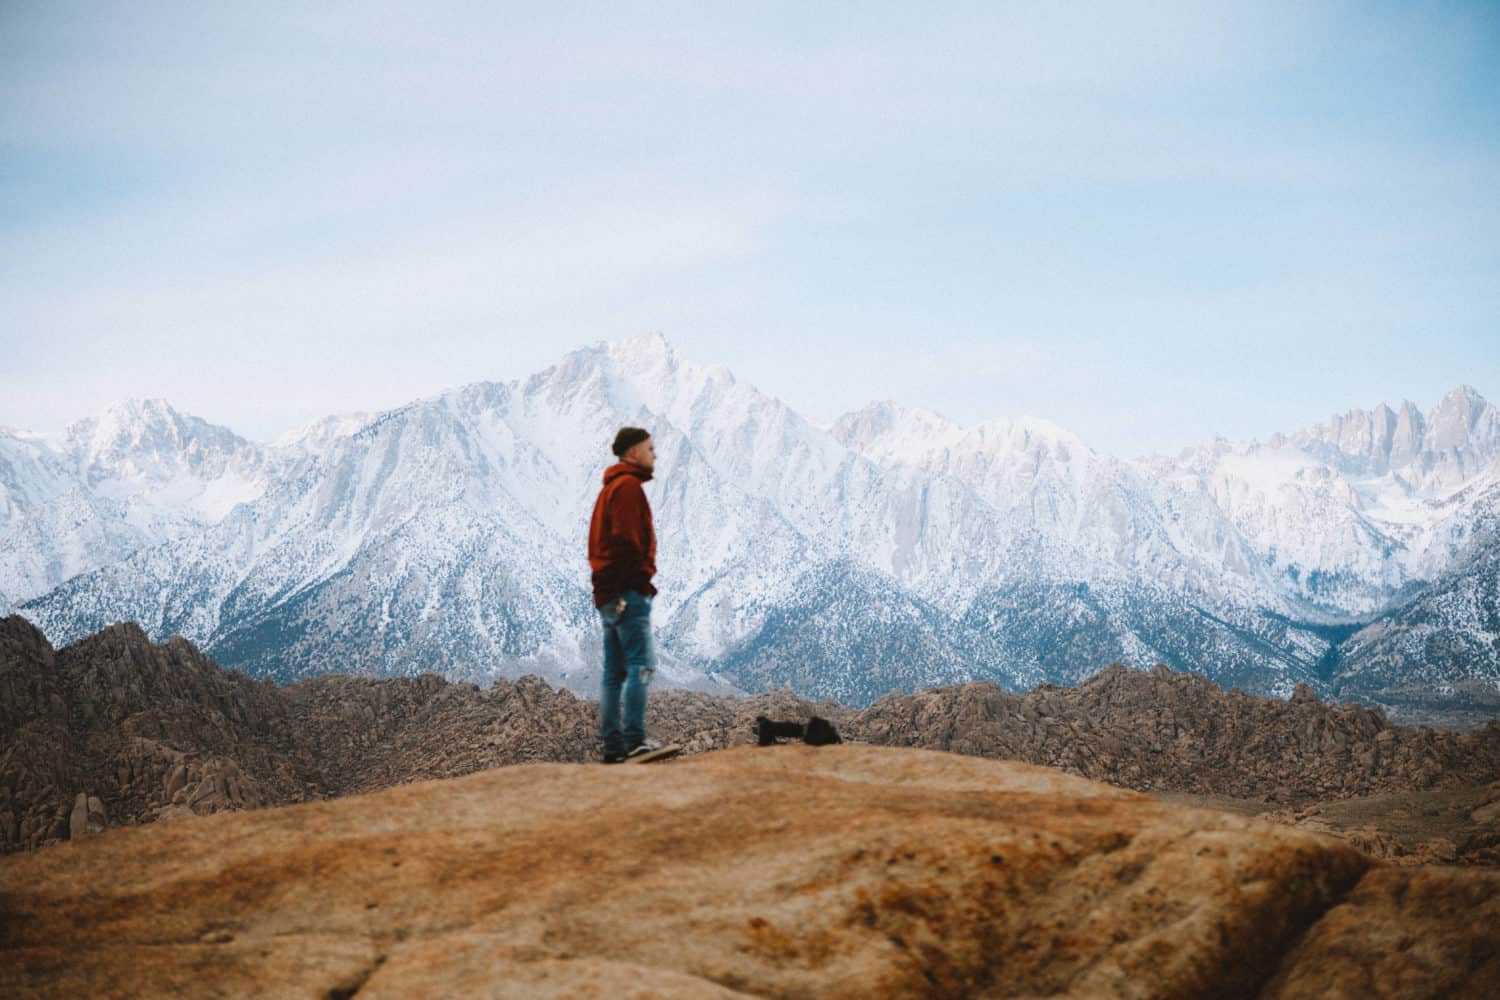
[588, 462, 657, 608]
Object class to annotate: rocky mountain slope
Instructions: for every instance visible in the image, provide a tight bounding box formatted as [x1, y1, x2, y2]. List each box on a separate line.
[5, 617, 1498, 865]
[3, 743, 1497, 998]
[0, 398, 276, 611]
[5, 336, 1499, 710]
[1334, 493, 1500, 718]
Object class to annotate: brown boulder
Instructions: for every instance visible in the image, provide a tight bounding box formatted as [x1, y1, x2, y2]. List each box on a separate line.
[1263, 865, 1500, 997]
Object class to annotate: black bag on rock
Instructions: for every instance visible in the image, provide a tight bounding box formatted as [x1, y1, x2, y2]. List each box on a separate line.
[754, 715, 842, 746]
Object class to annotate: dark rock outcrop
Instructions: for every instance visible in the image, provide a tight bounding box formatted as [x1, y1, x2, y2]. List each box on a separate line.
[847, 666, 1500, 802]
[0, 616, 836, 853]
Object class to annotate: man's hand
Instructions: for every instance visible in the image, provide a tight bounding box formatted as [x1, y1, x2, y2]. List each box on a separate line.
[612, 597, 627, 614]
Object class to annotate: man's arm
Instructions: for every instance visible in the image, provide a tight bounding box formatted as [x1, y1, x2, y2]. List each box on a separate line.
[605, 479, 653, 592]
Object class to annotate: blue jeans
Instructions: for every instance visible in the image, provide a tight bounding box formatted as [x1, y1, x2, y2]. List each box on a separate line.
[598, 589, 656, 754]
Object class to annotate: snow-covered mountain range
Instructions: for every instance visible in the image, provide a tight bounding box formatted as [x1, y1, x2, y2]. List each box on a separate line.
[5, 333, 1498, 713]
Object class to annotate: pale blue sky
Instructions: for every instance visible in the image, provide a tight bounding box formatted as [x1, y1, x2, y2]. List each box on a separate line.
[2, 1, 1497, 458]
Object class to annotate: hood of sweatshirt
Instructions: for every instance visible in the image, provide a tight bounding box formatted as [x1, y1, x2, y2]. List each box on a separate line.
[602, 461, 653, 485]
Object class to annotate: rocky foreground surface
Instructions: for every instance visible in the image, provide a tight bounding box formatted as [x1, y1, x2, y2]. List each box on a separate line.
[3, 744, 1498, 998]
[3, 615, 1500, 865]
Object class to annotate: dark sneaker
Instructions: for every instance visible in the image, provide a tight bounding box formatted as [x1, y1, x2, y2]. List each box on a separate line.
[624, 739, 663, 760]
[602, 750, 626, 764]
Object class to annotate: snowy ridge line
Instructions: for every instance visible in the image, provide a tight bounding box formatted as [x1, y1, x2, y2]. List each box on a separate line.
[4, 333, 1498, 710]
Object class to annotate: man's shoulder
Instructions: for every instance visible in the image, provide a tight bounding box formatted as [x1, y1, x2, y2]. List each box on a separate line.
[606, 472, 646, 497]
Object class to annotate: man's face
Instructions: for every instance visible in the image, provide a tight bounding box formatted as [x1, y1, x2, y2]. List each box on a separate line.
[624, 436, 656, 472]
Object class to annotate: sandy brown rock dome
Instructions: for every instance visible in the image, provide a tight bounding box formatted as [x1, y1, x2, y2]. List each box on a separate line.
[4, 744, 1497, 998]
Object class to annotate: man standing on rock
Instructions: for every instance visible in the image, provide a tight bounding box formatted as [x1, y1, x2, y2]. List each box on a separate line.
[588, 427, 662, 763]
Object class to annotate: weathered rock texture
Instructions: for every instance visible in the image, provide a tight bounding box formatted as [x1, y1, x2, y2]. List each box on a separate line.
[1260, 864, 1500, 998]
[2, 745, 1496, 999]
[1260, 780, 1500, 867]
[4, 615, 1500, 865]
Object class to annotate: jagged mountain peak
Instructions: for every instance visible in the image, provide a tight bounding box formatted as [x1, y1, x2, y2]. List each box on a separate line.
[271, 411, 377, 453]
[969, 414, 1089, 452]
[70, 397, 186, 436]
[844, 399, 951, 422]
[65, 397, 243, 453]
[0, 400, 277, 611]
[1, 398, 217, 458]
[1295, 385, 1494, 450]
[829, 400, 956, 453]
[94, 396, 177, 420]
[1427, 383, 1497, 446]
[599, 332, 739, 405]
[1285, 385, 1499, 492]
[605, 329, 678, 365]
[588, 331, 700, 395]
[832, 399, 1091, 469]
[56, 398, 262, 486]
[520, 333, 737, 426]
[1164, 385, 1497, 500]
[1437, 383, 1487, 407]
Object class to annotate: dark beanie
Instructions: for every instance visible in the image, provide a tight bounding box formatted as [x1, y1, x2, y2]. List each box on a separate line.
[612, 426, 651, 457]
